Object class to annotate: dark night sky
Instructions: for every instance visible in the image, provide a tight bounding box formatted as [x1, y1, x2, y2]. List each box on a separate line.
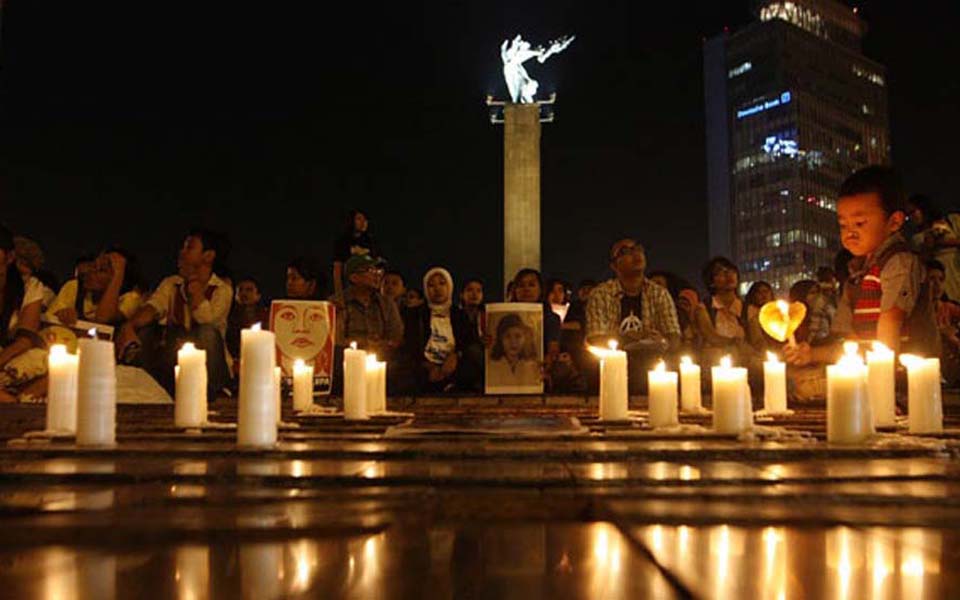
[1, 1, 958, 299]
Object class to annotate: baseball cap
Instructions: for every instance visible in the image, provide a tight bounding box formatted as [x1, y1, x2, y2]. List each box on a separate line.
[344, 254, 386, 277]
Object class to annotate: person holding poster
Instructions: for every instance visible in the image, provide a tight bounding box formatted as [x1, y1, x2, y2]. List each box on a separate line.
[270, 299, 335, 395]
[485, 305, 543, 394]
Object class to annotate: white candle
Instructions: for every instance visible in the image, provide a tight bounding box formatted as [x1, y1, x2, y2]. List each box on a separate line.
[679, 356, 702, 413]
[866, 342, 896, 427]
[238, 323, 278, 446]
[899, 354, 943, 434]
[763, 352, 787, 414]
[365, 354, 386, 414]
[711, 356, 751, 434]
[46, 344, 79, 433]
[826, 342, 872, 443]
[590, 340, 628, 421]
[76, 333, 117, 446]
[175, 342, 207, 428]
[292, 358, 314, 412]
[274, 366, 282, 424]
[343, 342, 368, 420]
[647, 360, 678, 428]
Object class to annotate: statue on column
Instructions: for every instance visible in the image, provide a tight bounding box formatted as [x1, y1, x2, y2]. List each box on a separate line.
[500, 34, 575, 104]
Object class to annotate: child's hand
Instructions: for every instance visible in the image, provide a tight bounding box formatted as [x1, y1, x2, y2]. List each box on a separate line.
[55, 307, 79, 327]
[783, 341, 812, 366]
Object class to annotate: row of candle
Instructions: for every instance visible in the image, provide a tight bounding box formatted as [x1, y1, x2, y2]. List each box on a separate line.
[591, 340, 943, 442]
[591, 343, 756, 434]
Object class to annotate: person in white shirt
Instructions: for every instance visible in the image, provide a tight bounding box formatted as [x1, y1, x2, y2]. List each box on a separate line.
[117, 228, 232, 403]
[0, 226, 45, 403]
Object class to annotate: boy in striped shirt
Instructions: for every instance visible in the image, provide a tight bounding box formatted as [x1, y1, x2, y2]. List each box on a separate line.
[786, 166, 937, 366]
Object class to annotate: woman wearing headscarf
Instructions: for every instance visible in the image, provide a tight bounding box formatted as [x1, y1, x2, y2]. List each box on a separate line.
[402, 267, 481, 392]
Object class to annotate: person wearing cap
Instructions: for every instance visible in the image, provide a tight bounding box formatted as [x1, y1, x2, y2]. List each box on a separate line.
[0, 226, 46, 402]
[332, 255, 403, 355]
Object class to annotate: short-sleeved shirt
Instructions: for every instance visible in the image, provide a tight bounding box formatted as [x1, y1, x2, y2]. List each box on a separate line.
[6, 276, 45, 334]
[832, 242, 923, 336]
[586, 278, 681, 342]
[333, 231, 378, 264]
[46, 279, 143, 324]
[146, 273, 233, 337]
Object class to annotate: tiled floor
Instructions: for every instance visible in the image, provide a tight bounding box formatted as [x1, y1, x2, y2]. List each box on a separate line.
[0, 398, 958, 598]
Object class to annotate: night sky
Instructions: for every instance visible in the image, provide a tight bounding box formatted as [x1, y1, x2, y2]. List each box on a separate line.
[1, 1, 958, 299]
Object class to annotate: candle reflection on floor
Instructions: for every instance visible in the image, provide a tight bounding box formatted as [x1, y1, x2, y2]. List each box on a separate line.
[174, 546, 209, 600]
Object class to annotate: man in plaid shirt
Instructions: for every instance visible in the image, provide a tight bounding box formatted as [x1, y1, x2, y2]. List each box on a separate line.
[586, 238, 681, 392]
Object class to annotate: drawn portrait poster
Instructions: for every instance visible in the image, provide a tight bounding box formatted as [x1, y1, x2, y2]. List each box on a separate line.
[270, 300, 336, 395]
[484, 302, 543, 395]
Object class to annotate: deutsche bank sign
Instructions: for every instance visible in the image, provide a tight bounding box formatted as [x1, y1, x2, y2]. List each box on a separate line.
[736, 91, 792, 120]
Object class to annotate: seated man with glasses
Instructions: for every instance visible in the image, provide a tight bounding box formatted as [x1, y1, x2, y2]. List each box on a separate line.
[585, 238, 681, 393]
[331, 254, 404, 393]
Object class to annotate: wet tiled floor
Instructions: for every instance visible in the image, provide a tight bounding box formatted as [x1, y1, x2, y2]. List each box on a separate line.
[0, 396, 958, 599]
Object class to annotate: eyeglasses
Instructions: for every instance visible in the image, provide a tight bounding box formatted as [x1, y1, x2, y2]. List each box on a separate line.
[613, 244, 644, 259]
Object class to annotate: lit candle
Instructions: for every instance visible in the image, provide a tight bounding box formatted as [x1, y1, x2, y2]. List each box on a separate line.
[826, 342, 872, 443]
[292, 358, 314, 412]
[343, 342, 368, 420]
[274, 366, 283, 424]
[46, 344, 79, 433]
[76, 330, 117, 446]
[899, 354, 942, 434]
[590, 340, 628, 421]
[763, 352, 787, 414]
[679, 356, 702, 413]
[647, 360, 678, 428]
[238, 323, 278, 446]
[866, 342, 896, 427]
[175, 342, 207, 428]
[711, 355, 751, 434]
[365, 354, 386, 414]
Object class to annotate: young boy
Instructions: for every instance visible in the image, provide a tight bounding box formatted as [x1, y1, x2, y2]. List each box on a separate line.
[786, 166, 937, 366]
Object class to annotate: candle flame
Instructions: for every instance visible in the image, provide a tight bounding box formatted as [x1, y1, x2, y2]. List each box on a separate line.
[680, 355, 693, 366]
[181, 342, 196, 352]
[251, 322, 262, 331]
[899, 354, 923, 369]
[87, 327, 97, 338]
[843, 341, 860, 358]
[653, 360, 666, 373]
[871, 341, 890, 353]
[607, 339, 618, 351]
[350, 341, 358, 350]
[366, 354, 379, 367]
[777, 300, 789, 318]
[766, 351, 780, 364]
[294, 358, 305, 369]
[720, 355, 732, 369]
[49, 344, 67, 357]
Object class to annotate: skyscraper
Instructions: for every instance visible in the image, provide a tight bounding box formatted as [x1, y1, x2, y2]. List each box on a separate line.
[704, 0, 890, 293]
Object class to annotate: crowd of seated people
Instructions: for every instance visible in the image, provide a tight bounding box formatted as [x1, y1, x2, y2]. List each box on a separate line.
[0, 166, 954, 404]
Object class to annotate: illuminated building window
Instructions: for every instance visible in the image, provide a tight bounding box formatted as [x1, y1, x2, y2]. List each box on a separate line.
[852, 64, 885, 86]
[728, 61, 753, 78]
[760, 2, 826, 38]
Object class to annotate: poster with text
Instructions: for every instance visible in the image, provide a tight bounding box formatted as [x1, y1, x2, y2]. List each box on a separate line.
[484, 302, 543, 395]
[270, 300, 336, 395]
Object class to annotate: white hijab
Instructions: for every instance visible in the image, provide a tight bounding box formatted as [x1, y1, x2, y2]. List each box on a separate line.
[423, 267, 455, 364]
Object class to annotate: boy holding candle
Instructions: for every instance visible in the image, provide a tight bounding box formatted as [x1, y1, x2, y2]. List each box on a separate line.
[117, 228, 233, 403]
[785, 166, 938, 366]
